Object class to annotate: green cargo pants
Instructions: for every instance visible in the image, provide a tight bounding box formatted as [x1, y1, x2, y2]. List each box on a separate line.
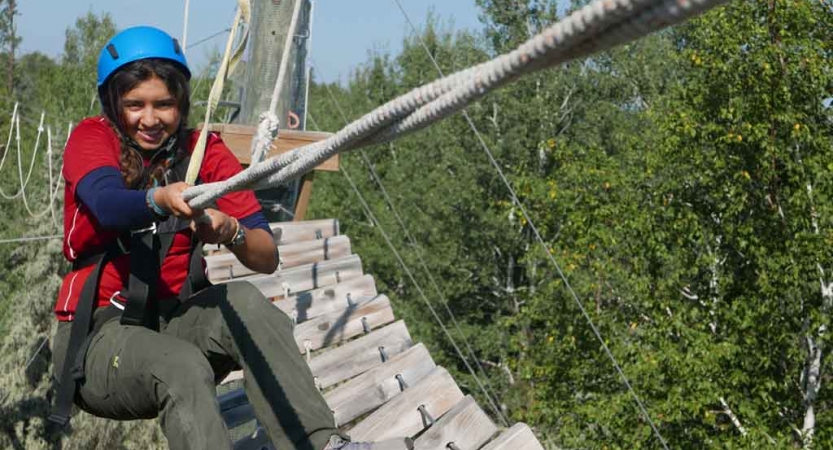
[52, 281, 339, 450]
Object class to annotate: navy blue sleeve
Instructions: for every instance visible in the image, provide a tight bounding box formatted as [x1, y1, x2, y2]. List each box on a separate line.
[76, 166, 154, 230]
[238, 211, 272, 235]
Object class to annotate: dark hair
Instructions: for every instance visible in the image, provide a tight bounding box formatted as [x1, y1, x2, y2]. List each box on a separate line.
[98, 58, 191, 188]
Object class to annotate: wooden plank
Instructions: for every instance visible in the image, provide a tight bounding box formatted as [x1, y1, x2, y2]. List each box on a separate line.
[310, 320, 413, 389]
[274, 274, 378, 322]
[479, 423, 543, 450]
[348, 366, 464, 441]
[413, 396, 497, 450]
[270, 219, 340, 244]
[219, 254, 363, 299]
[293, 172, 315, 221]
[293, 294, 395, 353]
[326, 343, 436, 427]
[278, 234, 351, 268]
[220, 319, 413, 388]
[205, 123, 339, 171]
[206, 235, 352, 281]
[204, 219, 340, 254]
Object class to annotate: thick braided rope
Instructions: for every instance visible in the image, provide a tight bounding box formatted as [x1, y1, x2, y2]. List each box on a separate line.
[184, 0, 727, 208]
[183, 62, 483, 205]
[236, 0, 723, 193]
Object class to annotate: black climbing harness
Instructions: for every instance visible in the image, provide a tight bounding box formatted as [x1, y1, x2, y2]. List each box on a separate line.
[49, 151, 209, 428]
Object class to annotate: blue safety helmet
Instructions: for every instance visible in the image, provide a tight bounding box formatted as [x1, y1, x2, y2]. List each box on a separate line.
[97, 26, 191, 88]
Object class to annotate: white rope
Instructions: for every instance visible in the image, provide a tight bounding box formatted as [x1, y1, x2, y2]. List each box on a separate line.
[0, 112, 43, 200]
[0, 103, 18, 180]
[0, 104, 65, 227]
[250, 111, 280, 166]
[185, 0, 251, 184]
[0, 234, 61, 245]
[47, 126, 64, 227]
[250, 0, 305, 165]
[0, 111, 63, 222]
[182, 0, 728, 208]
[182, 0, 191, 51]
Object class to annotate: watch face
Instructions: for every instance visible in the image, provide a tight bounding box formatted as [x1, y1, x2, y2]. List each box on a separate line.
[225, 225, 246, 248]
[232, 227, 246, 246]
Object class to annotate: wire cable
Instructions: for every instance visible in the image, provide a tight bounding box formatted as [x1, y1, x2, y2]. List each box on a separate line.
[186, 28, 232, 51]
[337, 160, 511, 426]
[23, 337, 49, 371]
[393, 0, 669, 446]
[313, 65, 509, 426]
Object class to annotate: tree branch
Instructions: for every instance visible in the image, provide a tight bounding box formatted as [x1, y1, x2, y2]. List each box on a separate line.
[480, 359, 515, 385]
[719, 397, 748, 437]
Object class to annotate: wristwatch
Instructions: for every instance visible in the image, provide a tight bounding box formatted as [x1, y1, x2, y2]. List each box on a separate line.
[224, 220, 246, 249]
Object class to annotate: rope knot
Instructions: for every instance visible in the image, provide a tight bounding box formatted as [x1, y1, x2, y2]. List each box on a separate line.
[250, 111, 281, 164]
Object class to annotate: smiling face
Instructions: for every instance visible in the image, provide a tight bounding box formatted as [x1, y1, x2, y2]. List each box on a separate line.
[120, 76, 181, 151]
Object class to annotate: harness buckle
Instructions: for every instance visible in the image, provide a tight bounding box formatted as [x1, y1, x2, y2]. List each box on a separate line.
[47, 413, 71, 428]
[131, 222, 158, 236]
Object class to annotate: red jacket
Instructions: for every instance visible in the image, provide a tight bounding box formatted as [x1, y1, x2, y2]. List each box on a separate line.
[55, 117, 261, 321]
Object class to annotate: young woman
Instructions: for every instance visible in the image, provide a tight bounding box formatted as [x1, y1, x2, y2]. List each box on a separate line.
[50, 26, 404, 450]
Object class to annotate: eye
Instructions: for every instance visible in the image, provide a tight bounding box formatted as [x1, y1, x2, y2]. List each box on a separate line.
[155, 99, 177, 109]
[123, 100, 143, 111]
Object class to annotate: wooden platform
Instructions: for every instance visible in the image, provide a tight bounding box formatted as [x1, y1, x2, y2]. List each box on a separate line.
[206, 220, 543, 450]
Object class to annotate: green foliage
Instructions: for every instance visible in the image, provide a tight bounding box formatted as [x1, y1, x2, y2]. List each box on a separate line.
[1, 1, 832, 449]
[308, 0, 833, 448]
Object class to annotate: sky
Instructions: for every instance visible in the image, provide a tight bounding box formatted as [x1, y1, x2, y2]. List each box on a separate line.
[16, 0, 483, 84]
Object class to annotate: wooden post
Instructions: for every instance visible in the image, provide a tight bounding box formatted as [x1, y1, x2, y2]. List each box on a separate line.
[201, 123, 338, 220]
[294, 172, 315, 221]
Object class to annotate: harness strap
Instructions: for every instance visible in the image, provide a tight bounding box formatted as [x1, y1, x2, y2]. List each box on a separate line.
[179, 235, 207, 300]
[70, 238, 128, 272]
[48, 245, 120, 427]
[121, 226, 177, 330]
[50, 223, 206, 427]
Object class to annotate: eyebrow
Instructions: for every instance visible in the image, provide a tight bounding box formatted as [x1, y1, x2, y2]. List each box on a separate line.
[122, 97, 176, 105]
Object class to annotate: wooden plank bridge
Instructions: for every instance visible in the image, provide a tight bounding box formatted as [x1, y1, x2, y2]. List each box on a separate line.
[205, 219, 543, 450]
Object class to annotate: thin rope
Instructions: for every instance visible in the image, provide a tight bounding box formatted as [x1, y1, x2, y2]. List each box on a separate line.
[269, 0, 303, 117]
[17, 115, 56, 219]
[2, 112, 45, 208]
[250, 0, 305, 165]
[47, 126, 64, 227]
[186, 28, 232, 50]
[0, 234, 61, 244]
[393, 1, 669, 445]
[314, 69, 510, 426]
[1, 112, 62, 222]
[23, 337, 48, 371]
[0, 104, 19, 178]
[182, 0, 728, 208]
[182, 0, 191, 51]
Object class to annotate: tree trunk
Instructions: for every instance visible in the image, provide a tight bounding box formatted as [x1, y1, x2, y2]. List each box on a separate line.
[7, 0, 14, 96]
